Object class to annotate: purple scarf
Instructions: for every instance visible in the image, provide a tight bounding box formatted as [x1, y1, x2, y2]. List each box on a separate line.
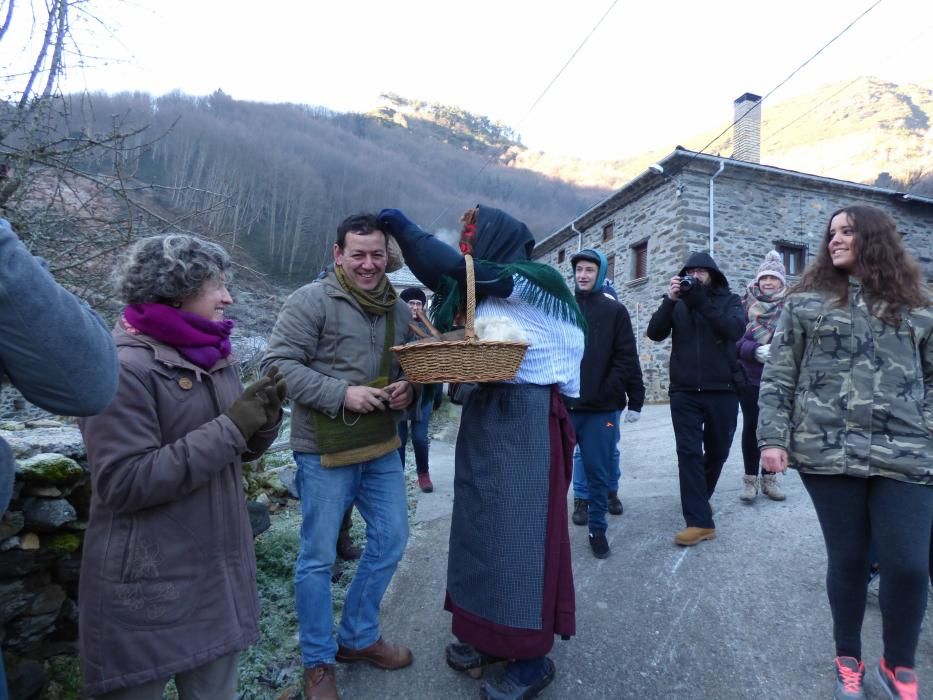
[123, 303, 235, 370]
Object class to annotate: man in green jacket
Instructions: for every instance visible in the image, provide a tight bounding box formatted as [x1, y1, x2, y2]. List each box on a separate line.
[263, 213, 416, 700]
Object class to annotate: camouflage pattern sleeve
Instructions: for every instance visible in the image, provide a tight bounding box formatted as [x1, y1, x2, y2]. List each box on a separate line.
[920, 312, 933, 432]
[756, 297, 804, 451]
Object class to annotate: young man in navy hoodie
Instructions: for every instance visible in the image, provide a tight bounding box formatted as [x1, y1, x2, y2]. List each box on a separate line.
[647, 251, 745, 546]
[564, 249, 640, 559]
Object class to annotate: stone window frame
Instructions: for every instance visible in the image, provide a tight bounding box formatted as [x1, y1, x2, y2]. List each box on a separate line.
[602, 222, 614, 242]
[557, 248, 565, 264]
[773, 239, 807, 277]
[606, 253, 616, 284]
[628, 238, 649, 285]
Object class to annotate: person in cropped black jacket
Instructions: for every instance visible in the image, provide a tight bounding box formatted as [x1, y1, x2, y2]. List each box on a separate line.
[563, 249, 640, 559]
[646, 251, 744, 547]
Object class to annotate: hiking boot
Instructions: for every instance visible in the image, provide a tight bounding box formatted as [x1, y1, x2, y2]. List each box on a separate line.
[607, 491, 623, 515]
[303, 664, 338, 700]
[674, 527, 716, 546]
[336, 527, 362, 562]
[761, 473, 786, 501]
[445, 642, 505, 677]
[877, 658, 919, 700]
[740, 475, 758, 503]
[571, 498, 588, 526]
[418, 472, 434, 493]
[480, 657, 556, 700]
[588, 531, 610, 559]
[336, 637, 413, 669]
[833, 656, 865, 699]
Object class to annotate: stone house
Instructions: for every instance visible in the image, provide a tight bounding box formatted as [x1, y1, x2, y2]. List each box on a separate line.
[532, 94, 933, 401]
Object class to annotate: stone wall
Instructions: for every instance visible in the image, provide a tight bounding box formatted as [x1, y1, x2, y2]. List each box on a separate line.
[1, 421, 89, 700]
[536, 158, 933, 401]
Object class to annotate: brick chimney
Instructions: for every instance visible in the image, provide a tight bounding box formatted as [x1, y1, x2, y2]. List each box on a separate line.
[732, 92, 762, 163]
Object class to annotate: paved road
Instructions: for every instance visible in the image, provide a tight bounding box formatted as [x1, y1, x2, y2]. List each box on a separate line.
[335, 404, 932, 699]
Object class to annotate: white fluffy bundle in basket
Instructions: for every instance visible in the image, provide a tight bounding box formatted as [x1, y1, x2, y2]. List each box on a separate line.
[474, 316, 528, 343]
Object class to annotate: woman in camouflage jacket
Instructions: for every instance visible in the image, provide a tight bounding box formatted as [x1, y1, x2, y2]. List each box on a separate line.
[758, 204, 932, 700]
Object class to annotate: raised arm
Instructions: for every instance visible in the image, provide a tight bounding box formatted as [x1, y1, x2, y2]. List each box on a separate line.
[80, 362, 250, 513]
[683, 286, 745, 341]
[378, 209, 513, 298]
[0, 219, 118, 415]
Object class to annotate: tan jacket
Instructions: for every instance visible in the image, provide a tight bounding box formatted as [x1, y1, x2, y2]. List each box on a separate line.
[262, 272, 414, 454]
[78, 323, 279, 696]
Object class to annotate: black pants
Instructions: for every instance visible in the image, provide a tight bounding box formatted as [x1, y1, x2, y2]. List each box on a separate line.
[669, 391, 739, 529]
[737, 383, 762, 476]
[801, 473, 933, 667]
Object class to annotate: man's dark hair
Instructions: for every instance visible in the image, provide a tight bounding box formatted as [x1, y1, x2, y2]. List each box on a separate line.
[336, 213, 387, 250]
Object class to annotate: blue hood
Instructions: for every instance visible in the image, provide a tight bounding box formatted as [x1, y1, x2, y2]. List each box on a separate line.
[571, 248, 608, 293]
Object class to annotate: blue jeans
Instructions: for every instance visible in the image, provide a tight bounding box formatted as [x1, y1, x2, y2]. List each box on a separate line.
[397, 400, 432, 474]
[293, 451, 409, 667]
[569, 411, 618, 534]
[572, 410, 621, 498]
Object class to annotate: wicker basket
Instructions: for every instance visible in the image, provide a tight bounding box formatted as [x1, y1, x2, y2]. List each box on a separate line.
[391, 255, 529, 383]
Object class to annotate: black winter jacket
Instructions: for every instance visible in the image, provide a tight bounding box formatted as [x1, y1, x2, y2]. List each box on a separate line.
[646, 254, 745, 394]
[566, 290, 644, 412]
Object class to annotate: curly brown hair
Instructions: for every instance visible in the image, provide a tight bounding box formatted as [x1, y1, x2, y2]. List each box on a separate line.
[794, 204, 929, 325]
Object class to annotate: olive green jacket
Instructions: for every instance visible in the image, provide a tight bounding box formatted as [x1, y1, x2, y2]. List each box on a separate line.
[262, 271, 415, 454]
[758, 284, 933, 485]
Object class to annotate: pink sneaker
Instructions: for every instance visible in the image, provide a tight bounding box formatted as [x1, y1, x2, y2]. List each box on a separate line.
[877, 658, 918, 700]
[833, 656, 865, 699]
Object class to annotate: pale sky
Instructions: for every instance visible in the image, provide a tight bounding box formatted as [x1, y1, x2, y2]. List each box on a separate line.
[5, 0, 933, 160]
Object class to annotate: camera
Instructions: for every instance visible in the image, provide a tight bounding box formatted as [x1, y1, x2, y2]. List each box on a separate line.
[679, 275, 697, 293]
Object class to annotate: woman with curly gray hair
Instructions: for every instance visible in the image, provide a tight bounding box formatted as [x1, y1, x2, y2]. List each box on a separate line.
[78, 234, 286, 699]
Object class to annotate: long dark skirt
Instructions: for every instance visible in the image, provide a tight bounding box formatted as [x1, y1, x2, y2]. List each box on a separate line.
[445, 384, 576, 659]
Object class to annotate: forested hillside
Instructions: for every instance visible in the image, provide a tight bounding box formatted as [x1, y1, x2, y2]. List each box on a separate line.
[53, 90, 609, 282]
[3, 78, 930, 298]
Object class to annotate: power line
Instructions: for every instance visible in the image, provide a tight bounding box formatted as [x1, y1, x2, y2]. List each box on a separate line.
[674, 0, 885, 175]
[429, 0, 620, 227]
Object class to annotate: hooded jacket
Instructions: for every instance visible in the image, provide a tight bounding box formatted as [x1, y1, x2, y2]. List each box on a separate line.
[646, 251, 745, 393]
[78, 324, 279, 696]
[566, 249, 643, 412]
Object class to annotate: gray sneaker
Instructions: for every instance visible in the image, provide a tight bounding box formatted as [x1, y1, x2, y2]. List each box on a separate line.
[834, 656, 866, 699]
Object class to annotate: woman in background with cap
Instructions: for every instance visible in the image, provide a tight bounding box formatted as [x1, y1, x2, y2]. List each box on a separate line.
[735, 250, 788, 503]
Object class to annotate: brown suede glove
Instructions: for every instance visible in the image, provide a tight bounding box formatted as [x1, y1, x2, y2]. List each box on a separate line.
[226, 375, 273, 439]
[262, 365, 288, 427]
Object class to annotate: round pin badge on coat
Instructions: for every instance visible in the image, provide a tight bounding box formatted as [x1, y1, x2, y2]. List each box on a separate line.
[178, 377, 193, 390]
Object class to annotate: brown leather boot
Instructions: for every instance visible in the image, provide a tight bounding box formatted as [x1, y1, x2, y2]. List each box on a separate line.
[303, 664, 338, 700]
[336, 508, 362, 561]
[335, 637, 413, 669]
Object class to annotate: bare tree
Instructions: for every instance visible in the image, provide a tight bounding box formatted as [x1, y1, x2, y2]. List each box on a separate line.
[0, 1, 234, 306]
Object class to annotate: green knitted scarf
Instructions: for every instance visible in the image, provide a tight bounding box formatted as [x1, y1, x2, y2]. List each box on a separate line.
[312, 268, 401, 467]
[429, 260, 586, 334]
[334, 265, 398, 315]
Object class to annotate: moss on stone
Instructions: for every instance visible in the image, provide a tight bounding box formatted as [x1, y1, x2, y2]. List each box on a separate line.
[17, 453, 84, 484]
[43, 532, 82, 553]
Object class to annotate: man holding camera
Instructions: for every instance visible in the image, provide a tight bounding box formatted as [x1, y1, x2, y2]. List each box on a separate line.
[647, 251, 745, 546]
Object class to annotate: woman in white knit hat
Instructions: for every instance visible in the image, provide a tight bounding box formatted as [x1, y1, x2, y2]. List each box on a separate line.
[735, 251, 788, 502]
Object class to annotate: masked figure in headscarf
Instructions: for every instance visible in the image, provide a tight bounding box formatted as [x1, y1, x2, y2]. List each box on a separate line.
[380, 206, 585, 700]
